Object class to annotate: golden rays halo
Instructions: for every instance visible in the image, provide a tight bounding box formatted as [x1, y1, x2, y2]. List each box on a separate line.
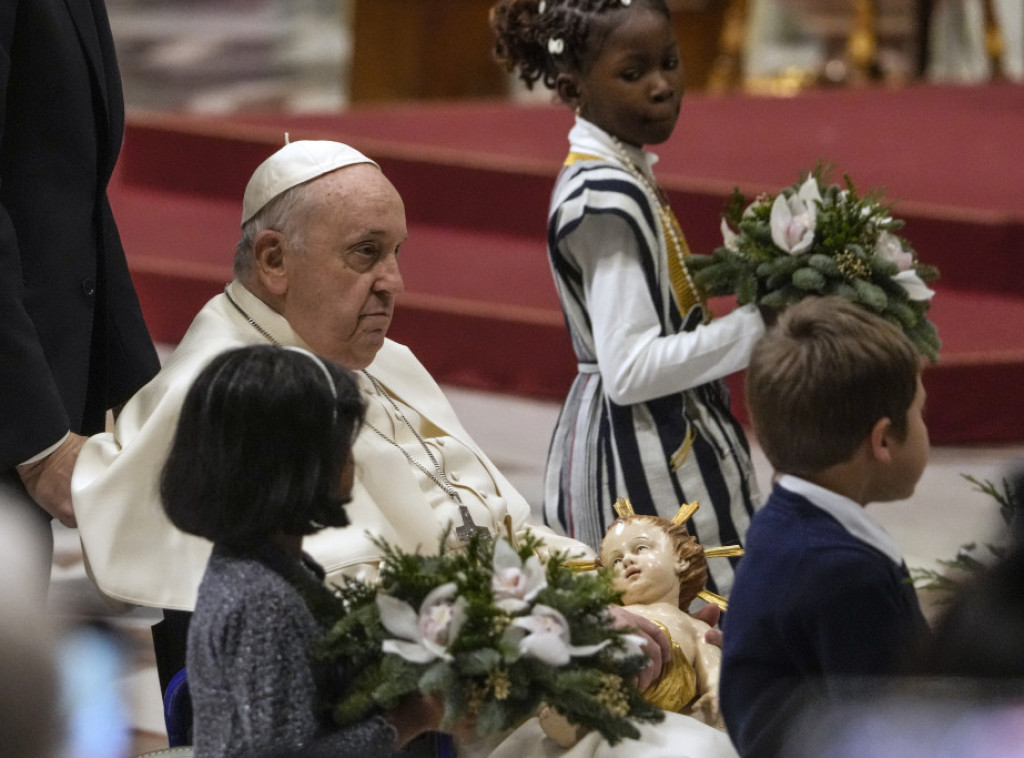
[569, 498, 744, 611]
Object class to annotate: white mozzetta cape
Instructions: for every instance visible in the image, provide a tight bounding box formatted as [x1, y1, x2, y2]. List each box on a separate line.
[73, 282, 589, 611]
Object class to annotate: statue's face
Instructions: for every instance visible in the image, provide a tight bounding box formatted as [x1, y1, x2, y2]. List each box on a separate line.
[600, 520, 684, 606]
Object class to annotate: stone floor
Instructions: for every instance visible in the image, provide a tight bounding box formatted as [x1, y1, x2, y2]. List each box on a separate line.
[46, 382, 1024, 755]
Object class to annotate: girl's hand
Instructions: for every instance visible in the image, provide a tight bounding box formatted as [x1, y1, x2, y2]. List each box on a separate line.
[387, 694, 445, 748]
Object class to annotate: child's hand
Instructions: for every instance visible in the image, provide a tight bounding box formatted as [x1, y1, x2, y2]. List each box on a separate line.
[387, 694, 445, 748]
[690, 603, 723, 647]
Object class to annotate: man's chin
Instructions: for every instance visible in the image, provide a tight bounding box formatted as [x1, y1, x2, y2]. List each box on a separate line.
[347, 331, 388, 369]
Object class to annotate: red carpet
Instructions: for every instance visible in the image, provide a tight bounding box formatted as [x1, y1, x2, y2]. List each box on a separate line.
[113, 83, 1024, 444]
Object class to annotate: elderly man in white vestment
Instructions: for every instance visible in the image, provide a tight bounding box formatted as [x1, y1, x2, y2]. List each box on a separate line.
[71, 141, 738, 758]
[73, 141, 588, 612]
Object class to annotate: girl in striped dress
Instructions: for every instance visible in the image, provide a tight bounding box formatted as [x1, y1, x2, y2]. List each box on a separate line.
[491, 0, 768, 595]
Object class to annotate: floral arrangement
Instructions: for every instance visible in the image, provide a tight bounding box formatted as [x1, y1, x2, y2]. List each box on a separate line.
[689, 168, 941, 362]
[313, 531, 664, 744]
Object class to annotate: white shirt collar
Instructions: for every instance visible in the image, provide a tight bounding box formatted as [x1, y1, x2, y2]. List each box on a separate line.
[567, 116, 660, 182]
[777, 474, 906, 566]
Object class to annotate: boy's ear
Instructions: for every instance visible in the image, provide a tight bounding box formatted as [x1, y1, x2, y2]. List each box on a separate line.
[867, 416, 895, 464]
[252, 229, 289, 296]
[555, 73, 582, 110]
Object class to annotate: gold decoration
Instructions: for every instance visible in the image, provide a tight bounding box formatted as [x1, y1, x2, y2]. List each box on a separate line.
[669, 427, 695, 471]
[704, 546, 745, 559]
[613, 497, 636, 519]
[671, 500, 700, 526]
[698, 589, 730, 611]
[835, 249, 872, 281]
[492, 614, 511, 635]
[595, 673, 630, 718]
[488, 669, 512, 701]
[707, 0, 748, 94]
[564, 559, 600, 573]
[846, 0, 880, 83]
[503, 514, 520, 552]
[641, 622, 698, 712]
[983, 0, 1006, 79]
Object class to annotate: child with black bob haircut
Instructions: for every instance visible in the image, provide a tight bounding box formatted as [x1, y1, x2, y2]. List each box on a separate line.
[719, 296, 931, 758]
[161, 345, 442, 758]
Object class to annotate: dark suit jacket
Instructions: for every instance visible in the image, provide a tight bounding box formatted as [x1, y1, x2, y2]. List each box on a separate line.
[0, 0, 159, 469]
[720, 484, 929, 758]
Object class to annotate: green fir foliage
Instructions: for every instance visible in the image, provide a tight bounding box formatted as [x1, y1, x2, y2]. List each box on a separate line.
[689, 165, 941, 362]
[313, 531, 664, 744]
[911, 475, 1024, 600]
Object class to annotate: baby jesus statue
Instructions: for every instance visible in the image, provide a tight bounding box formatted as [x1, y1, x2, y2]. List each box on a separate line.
[491, 499, 743, 758]
[599, 498, 741, 729]
[542, 499, 741, 746]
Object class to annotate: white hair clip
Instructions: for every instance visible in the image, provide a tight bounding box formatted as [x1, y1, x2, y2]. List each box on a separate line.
[538, 0, 546, 12]
[621, 0, 632, 5]
[547, 37, 564, 55]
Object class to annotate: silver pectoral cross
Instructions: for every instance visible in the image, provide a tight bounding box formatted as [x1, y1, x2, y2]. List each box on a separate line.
[455, 504, 492, 543]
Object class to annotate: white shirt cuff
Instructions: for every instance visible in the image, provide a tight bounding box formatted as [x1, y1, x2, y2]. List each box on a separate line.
[19, 432, 71, 467]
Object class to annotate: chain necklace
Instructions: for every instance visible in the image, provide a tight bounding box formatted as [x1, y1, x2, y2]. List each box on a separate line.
[606, 137, 704, 317]
[224, 285, 281, 346]
[224, 285, 487, 542]
[361, 371, 489, 543]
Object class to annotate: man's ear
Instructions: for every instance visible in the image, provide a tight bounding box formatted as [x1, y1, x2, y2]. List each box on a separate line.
[555, 73, 583, 111]
[252, 229, 289, 296]
[867, 416, 895, 464]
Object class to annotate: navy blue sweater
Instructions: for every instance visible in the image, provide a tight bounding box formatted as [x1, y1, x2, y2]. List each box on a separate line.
[720, 484, 928, 757]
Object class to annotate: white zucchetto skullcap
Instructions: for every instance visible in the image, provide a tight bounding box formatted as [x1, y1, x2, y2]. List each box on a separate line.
[241, 140, 379, 225]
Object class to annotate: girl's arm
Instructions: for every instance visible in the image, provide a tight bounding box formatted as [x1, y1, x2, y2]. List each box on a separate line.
[224, 594, 401, 757]
[575, 211, 765, 405]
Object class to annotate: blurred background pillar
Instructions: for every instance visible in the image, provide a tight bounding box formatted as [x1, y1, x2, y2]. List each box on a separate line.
[348, 0, 507, 101]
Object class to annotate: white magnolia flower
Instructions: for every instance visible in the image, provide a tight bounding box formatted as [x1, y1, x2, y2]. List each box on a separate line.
[508, 604, 610, 666]
[378, 582, 466, 663]
[770, 176, 821, 255]
[610, 633, 648, 660]
[491, 539, 547, 613]
[720, 218, 739, 252]
[893, 269, 936, 301]
[874, 231, 914, 272]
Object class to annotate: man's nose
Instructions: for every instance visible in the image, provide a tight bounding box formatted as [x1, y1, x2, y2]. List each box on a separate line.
[376, 254, 404, 294]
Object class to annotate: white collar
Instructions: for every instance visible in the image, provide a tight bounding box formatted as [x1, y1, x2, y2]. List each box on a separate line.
[225, 280, 311, 350]
[777, 474, 906, 566]
[567, 116, 660, 183]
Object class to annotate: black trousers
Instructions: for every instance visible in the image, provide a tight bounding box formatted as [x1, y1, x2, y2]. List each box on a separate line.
[152, 608, 191, 696]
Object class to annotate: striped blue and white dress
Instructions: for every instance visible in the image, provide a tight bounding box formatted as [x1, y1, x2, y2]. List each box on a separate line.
[542, 118, 766, 596]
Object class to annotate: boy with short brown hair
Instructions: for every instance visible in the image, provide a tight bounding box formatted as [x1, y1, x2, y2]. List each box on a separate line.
[720, 296, 931, 757]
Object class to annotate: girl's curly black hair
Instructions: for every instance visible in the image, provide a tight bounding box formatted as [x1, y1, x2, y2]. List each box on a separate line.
[490, 0, 671, 90]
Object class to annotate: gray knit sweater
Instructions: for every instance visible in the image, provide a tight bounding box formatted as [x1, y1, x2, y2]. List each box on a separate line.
[187, 545, 397, 758]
